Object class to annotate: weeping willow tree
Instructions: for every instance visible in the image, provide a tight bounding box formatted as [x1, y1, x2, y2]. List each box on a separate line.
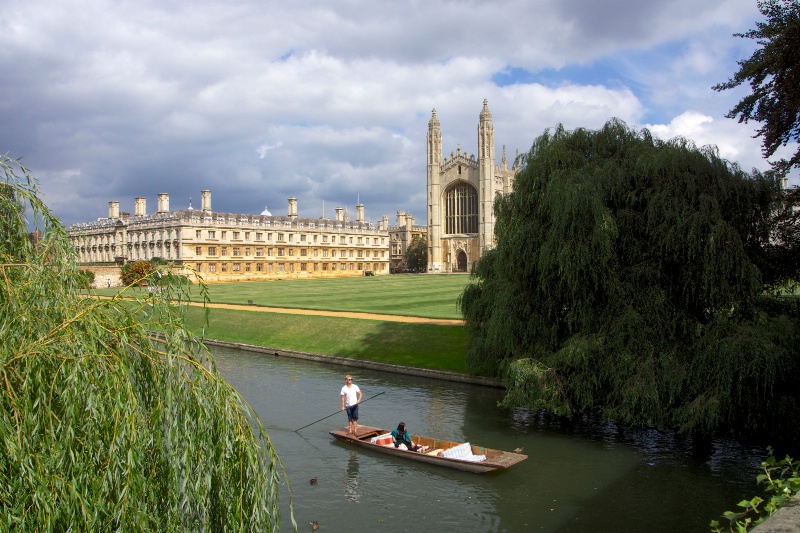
[460, 120, 800, 442]
[0, 155, 294, 531]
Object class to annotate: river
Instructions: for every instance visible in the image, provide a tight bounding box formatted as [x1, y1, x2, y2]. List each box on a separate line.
[211, 345, 764, 533]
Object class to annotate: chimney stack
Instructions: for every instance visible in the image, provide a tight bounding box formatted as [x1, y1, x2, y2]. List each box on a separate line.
[335, 207, 343, 222]
[201, 190, 211, 212]
[288, 197, 298, 220]
[157, 193, 170, 213]
[356, 203, 364, 222]
[108, 201, 120, 219]
[134, 197, 146, 217]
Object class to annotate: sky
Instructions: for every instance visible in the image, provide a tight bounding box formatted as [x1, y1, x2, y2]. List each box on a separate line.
[2, 0, 798, 228]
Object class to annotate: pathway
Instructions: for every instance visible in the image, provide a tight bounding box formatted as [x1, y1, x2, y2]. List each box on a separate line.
[190, 301, 466, 326]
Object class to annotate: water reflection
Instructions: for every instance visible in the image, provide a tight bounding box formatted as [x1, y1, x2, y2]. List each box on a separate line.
[509, 408, 765, 481]
[344, 450, 361, 503]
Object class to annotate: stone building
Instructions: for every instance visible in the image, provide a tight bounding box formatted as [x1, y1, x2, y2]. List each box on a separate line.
[68, 190, 389, 282]
[426, 99, 518, 272]
[378, 210, 427, 271]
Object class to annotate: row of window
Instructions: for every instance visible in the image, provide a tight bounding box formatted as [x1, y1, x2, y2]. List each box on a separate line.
[193, 247, 385, 259]
[73, 230, 385, 247]
[193, 229, 384, 246]
[195, 262, 385, 273]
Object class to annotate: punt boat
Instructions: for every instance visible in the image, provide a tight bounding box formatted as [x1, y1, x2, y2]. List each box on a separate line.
[329, 425, 527, 474]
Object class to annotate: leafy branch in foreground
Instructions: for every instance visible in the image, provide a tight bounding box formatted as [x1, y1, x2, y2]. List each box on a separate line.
[710, 448, 799, 532]
[0, 154, 295, 531]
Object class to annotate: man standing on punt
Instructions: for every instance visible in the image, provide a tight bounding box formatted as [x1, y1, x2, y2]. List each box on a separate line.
[340, 375, 363, 435]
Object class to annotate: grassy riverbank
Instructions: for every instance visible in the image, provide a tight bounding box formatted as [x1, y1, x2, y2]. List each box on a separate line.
[101, 274, 474, 372]
[183, 306, 470, 372]
[157, 275, 476, 373]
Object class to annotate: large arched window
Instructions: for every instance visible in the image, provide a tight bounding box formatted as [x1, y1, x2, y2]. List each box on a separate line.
[444, 182, 478, 234]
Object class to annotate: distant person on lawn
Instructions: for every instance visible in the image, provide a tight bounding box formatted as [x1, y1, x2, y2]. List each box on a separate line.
[340, 375, 362, 435]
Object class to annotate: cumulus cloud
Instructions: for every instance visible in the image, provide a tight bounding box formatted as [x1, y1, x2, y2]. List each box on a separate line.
[647, 111, 799, 177]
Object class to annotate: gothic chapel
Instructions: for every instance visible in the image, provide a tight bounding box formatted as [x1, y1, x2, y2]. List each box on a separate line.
[426, 99, 518, 272]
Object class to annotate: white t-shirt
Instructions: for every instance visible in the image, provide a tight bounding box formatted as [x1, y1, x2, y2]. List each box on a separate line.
[341, 384, 361, 407]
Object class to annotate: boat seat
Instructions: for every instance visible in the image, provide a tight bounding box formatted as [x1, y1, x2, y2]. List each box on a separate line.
[426, 448, 444, 456]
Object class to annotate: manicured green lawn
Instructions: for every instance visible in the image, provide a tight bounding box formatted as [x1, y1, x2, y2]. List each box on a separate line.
[204, 274, 470, 319]
[96, 274, 475, 373]
[183, 306, 469, 373]
[97, 274, 472, 319]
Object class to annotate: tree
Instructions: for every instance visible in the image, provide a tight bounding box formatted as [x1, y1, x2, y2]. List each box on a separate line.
[714, 0, 800, 174]
[78, 268, 96, 289]
[459, 121, 800, 443]
[120, 258, 153, 286]
[404, 235, 428, 272]
[0, 155, 294, 531]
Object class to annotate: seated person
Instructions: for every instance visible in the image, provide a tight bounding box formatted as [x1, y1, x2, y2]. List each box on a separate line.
[391, 422, 422, 452]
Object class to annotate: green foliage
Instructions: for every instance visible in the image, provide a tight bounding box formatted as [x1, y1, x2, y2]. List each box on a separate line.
[404, 235, 428, 272]
[120, 259, 153, 286]
[714, 0, 800, 173]
[78, 268, 95, 289]
[743, 179, 800, 293]
[0, 155, 293, 531]
[711, 448, 799, 532]
[460, 120, 800, 441]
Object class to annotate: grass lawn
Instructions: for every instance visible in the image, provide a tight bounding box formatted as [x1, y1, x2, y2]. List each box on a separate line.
[95, 274, 471, 319]
[183, 306, 469, 373]
[203, 274, 471, 319]
[95, 274, 475, 373]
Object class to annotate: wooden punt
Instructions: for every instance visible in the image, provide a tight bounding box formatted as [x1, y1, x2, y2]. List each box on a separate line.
[329, 425, 527, 474]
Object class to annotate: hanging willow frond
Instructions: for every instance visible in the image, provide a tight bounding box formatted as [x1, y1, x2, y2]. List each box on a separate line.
[0, 155, 295, 532]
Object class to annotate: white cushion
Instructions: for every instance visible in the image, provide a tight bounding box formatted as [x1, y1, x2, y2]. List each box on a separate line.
[439, 442, 486, 462]
[369, 433, 393, 444]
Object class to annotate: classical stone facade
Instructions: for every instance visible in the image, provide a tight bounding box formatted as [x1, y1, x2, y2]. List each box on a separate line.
[379, 211, 427, 271]
[68, 191, 390, 282]
[426, 100, 518, 273]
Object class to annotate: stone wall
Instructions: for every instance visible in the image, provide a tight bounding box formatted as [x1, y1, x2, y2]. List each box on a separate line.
[82, 265, 121, 288]
[751, 495, 800, 532]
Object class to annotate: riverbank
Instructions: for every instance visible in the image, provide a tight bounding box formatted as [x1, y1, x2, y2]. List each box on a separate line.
[182, 304, 470, 373]
[752, 496, 800, 533]
[202, 338, 504, 388]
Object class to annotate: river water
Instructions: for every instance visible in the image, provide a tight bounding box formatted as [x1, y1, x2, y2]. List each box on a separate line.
[212, 345, 765, 533]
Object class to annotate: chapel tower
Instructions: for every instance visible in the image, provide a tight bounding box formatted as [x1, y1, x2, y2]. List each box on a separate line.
[478, 99, 495, 252]
[426, 100, 516, 273]
[427, 108, 443, 270]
